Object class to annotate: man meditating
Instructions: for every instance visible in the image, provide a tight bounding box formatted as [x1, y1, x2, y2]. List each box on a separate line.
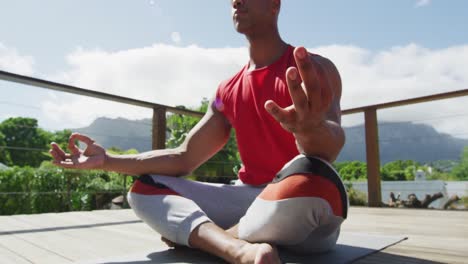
[50, 0, 347, 263]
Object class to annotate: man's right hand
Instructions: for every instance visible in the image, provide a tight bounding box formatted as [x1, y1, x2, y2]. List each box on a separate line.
[49, 133, 106, 170]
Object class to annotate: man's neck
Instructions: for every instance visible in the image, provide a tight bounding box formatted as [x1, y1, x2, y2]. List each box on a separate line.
[246, 29, 287, 70]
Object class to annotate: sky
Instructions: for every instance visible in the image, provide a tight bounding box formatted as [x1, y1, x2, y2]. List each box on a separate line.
[1, 0, 468, 139]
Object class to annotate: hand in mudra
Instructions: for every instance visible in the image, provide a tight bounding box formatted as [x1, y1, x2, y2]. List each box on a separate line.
[50, 133, 106, 170]
[265, 46, 333, 145]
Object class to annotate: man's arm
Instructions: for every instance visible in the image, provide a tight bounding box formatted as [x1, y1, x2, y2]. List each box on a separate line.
[264, 46, 345, 163]
[50, 96, 232, 176]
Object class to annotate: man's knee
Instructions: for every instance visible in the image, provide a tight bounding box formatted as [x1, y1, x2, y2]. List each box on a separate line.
[130, 175, 180, 196]
[238, 195, 336, 243]
[258, 174, 344, 218]
[127, 177, 212, 246]
[238, 156, 348, 251]
[127, 177, 180, 215]
[267, 155, 349, 218]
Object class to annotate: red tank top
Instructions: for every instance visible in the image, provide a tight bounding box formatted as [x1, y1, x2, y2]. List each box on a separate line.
[216, 45, 300, 185]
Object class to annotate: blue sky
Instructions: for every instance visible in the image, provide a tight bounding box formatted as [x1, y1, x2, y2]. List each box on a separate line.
[1, 0, 468, 137]
[2, 0, 467, 72]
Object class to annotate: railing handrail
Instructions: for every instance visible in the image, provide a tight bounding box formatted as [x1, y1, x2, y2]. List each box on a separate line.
[0, 70, 204, 118]
[342, 88, 468, 115]
[2, 70, 468, 207]
[3, 70, 467, 118]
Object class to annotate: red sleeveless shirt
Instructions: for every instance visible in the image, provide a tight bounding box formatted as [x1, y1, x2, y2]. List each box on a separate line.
[215, 45, 300, 185]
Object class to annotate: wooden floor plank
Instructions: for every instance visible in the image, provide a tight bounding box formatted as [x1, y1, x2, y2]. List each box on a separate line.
[347, 207, 468, 264]
[0, 216, 37, 233]
[0, 243, 34, 264]
[0, 235, 73, 264]
[1, 207, 467, 264]
[2, 212, 165, 262]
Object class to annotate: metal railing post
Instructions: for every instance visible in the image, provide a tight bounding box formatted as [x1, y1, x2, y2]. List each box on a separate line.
[3, 70, 468, 209]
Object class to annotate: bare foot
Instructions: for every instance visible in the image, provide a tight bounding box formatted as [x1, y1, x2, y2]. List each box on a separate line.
[226, 225, 239, 238]
[161, 236, 183, 248]
[235, 243, 281, 264]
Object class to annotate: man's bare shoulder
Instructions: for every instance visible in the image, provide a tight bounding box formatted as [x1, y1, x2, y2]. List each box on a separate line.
[309, 54, 342, 100]
[308, 53, 342, 123]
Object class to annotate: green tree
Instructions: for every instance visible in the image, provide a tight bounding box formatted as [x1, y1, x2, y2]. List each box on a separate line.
[381, 160, 419, 181]
[166, 99, 210, 148]
[0, 118, 72, 167]
[166, 98, 241, 180]
[0, 131, 12, 165]
[430, 160, 459, 173]
[0, 117, 52, 167]
[451, 147, 468, 180]
[337, 161, 367, 181]
[50, 129, 73, 152]
[333, 161, 349, 174]
[107, 146, 139, 155]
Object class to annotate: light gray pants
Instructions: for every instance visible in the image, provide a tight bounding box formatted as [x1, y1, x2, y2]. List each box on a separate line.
[128, 173, 344, 253]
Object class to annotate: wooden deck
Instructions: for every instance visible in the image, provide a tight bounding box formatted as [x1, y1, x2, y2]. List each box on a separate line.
[0, 207, 466, 263]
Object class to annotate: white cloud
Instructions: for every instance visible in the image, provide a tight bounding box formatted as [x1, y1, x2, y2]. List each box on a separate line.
[171, 32, 182, 44]
[315, 43, 468, 137]
[56, 44, 247, 106]
[0, 42, 35, 75]
[47, 91, 58, 100]
[315, 43, 468, 108]
[44, 43, 468, 138]
[44, 44, 247, 128]
[415, 0, 431, 8]
[41, 96, 153, 129]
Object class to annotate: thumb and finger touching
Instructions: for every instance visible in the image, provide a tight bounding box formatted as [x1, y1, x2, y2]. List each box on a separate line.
[68, 133, 95, 153]
[49, 133, 98, 168]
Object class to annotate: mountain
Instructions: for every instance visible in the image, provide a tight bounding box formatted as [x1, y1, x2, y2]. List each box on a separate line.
[74, 117, 153, 152]
[73, 117, 468, 163]
[337, 122, 468, 163]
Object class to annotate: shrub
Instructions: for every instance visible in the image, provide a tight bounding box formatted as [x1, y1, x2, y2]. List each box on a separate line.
[462, 196, 468, 209]
[345, 183, 368, 206]
[0, 162, 131, 215]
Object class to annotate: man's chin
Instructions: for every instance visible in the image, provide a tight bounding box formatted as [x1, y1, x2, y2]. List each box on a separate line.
[234, 25, 251, 35]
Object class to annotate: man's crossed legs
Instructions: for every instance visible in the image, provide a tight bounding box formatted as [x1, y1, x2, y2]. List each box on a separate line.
[127, 155, 347, 263]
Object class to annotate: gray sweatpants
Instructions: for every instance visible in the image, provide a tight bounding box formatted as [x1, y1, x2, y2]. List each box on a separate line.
[127, 157, 345, 253]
